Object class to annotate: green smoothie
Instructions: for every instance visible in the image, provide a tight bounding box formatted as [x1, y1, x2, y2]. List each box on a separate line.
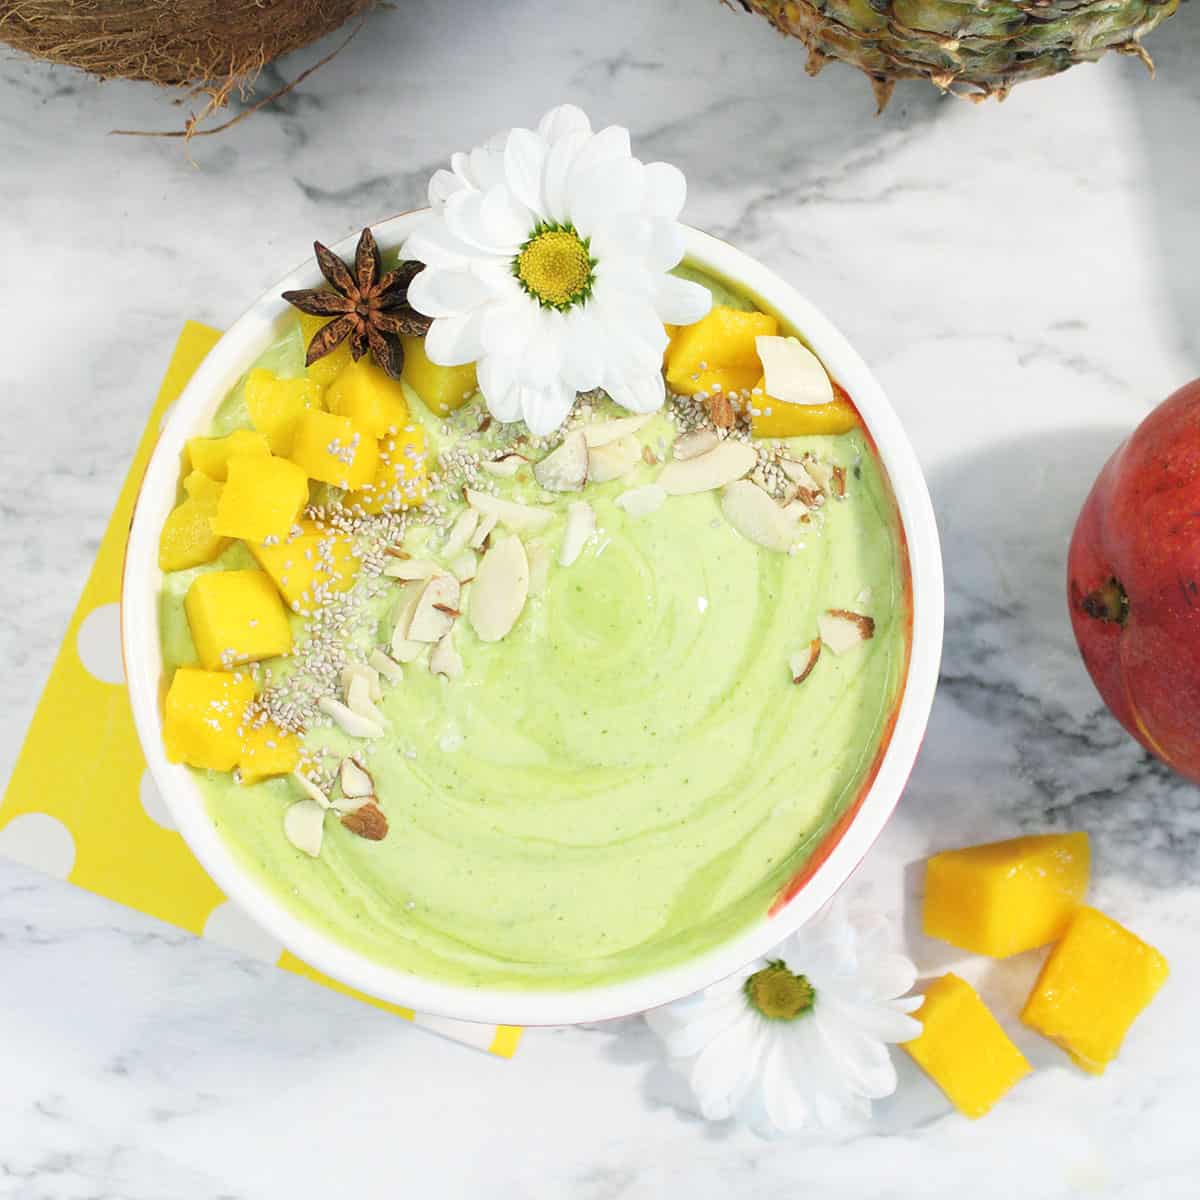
[158, 268, 909, 991]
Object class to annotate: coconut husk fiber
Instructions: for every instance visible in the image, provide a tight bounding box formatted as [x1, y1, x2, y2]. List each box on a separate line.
[0, 0, 376, 134]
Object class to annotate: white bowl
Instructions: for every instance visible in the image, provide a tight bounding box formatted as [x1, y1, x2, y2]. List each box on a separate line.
[122, 213, 944, 1027]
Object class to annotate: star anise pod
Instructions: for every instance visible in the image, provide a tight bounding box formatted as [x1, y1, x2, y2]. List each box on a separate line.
[282, 227, 431, 381]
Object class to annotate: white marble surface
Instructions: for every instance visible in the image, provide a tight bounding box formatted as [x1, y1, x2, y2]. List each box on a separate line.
[3, 2, 1200, 1195]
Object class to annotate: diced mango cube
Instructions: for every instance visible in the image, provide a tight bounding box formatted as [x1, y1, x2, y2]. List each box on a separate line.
[288, 410, 379, 490]
[186, 429, 271, 480]
[248, 518, 360, 612]
[400, 334, 478, 417]
[245, 368, 324, 455]
[350, 425, 430, 513]
[163, 667, 255, 771]
[159, 472, 229, 571]
[903, 973, 1031, 1119]
[923, 832, 1091, 958]
[1021, 906, 1168, 1074]
[665, 306, 777, 397]
[327, 356, 411, 437]
[212, 454, 309, 543]
[297, 312, 354, 388]
[750, 379, 860, 438]
[184, 569, 292, 670]
[237, 721, 301, 783]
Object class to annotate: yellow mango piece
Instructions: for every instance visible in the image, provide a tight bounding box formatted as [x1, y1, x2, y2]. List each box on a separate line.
[186, 428, 271, 481]
[297, 311, 354, 388]
[351, 425, 431, 514]
[212, 454, 309, 543]
[245, 368, 323, 455]
[665, 306, 777, 396]
[288, 409, 379, 490]
[237, 721, 301, 783]
[749, 378, 860, 438]
[248, 518, 360, 612]
[923, 832, 1091, 958]
[163, 667, 255, 771]
[159, 473, 229, 571]
[903, 973, 1031, 1119]
[327, 356, 411, 437]
[400, 334, 478, 417]
[184, 569, 292, 670]
[1021, 906, 1168, 1075]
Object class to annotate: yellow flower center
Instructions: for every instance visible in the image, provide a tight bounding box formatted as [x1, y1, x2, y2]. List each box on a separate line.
[745, 961, 816, 1021]
[514, 224, 595, 310]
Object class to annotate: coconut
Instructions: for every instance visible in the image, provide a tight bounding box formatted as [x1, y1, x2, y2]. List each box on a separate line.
[0, 0, 374, 134]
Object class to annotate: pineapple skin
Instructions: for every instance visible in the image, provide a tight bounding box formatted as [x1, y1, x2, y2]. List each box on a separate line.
[735, 0, 1180, 110]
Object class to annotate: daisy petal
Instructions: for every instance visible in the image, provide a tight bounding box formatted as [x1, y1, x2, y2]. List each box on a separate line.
[569, 158, 645, 237]
[519, 378, 576, 437]
[689, 1011, 764, 1121]
[477, 355, 522, 423]
[401, 217, 481, 271]
[647, 992, 748, 1059]
[504, 127, 548, 218]
[468, 141, 507, 192]
[815, 1010, 898, 1100]
[428, 168, 468, 210]
[570, 123, 633, 178]
[759, 1039, 811, 1136]
[537, 103, 592, 142]
[604, 368, 664, 416]
[644, 216, 687, 275]
[856, 952, 919, 1002]
[559, 309, 606, 392]
[542, 129, 590, 225]
[424, 310, 484, 367]
[444, 188, 526, 256]
[643, 161, 687, 220]
[407, 267, 495, 319]
[652, 274, 712, 326]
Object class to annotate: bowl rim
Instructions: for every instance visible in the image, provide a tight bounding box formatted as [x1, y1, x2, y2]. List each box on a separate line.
[122, 212, 944, 1027]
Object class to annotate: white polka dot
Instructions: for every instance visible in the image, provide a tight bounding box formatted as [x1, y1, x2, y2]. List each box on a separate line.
[0, 814, 77, 878]
[76, 604, 124, 684]
[203, 900, 283, 965]
[138, 769, 176, 831]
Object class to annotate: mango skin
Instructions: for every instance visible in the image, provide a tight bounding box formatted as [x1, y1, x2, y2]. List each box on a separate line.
[1021, 906, 1168, 1075]
[903, 973, 1031, 1119]
[212, 454, 310, 544]
[184, 569, 292, 670]
[923, 832, 1091, 958]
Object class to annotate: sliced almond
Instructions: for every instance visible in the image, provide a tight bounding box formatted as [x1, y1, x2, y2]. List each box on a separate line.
[658, 440, 756, 496]
[587, 435, 642, 484]
[780, 457, 820, 492]
[559, 500, 596, 567]
[334, 794, 373, 814]
[756, 335, 834, 407]
[389, 582, 424, 656]
[448, 549, 477, 583]
[341, 662, 382, 704]
[291, 770, 331, 809]
[480, 453, 528, 478]
[533, 430, 588, 492]
[340, 802, 388, 841]
[470, 534, 530, 642]
[382, 557, 438, 581]
[407, 574, 461, 643]
[284, 799, 326, 857]
[345, 673, 386, 725]
[388, 635, 424, 663]
[581, 413, 653, 448]
[368, 648, 405, 684]
[804, 456, 834, 492]
[465, 489, 553, 533]
[615, 484, 666, 518]
[318, 696, 385, 739]
[707, 393, 736, 429]
[832, 465, 847, 499]
[469, 511, 499, 550]
[527, 539, 551, 596]
[721, 479, 796, 552]
[430, 629, 464, 679]
[339, 756, 374, 798]
[789, 637, 822, 685]
[442, 508, 480, 559]
[673, 429, 719, 460]
[818, 609, 876, 655]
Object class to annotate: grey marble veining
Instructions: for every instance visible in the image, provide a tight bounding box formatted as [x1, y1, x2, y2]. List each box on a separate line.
[3, 0, 1200, 1195]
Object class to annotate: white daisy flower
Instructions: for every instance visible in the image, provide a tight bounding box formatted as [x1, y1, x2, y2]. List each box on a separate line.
[401, 104, 712, 436]
[645, 897, 922, 1137]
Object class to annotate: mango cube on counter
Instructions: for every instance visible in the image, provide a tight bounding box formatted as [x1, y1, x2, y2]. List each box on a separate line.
[186, 429, 271, 480]
[750, 380, 860, 439]
[297, 312, 353, 387]
[327, 356, 411, 437]
[212, 454, 309, 543]
[184, 569, 292, 670]
[1021, 906, 1168, 1075]
[903, 973, 1031, 1119]
[923, 832, 1091, 958]
[163, 668, 256, 771]
[159, 471, 229, 571]
[248, 518, 360, 611]
[288, 410, 379, 490]
[351, 425, 430, 514]
[400, 334, 477, 417]
[664, 305, 777, 398]
[244, 368, 323, 455]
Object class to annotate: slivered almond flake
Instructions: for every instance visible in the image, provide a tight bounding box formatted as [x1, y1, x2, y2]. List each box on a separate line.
[442, 508, 480, 559]
[804, 456, 833, 492]
[791, 485, 824, 510]
[339, 756, 374, 798]
[789, 637, 822, 685]
[407, 574, 461, 643]
[658, 440, 756, 495]
[369, 648, 405, 684]
[780, 457, 820, 491]
[615, 484, 666, 518]
[447, 550, 477, 583]
[642, 445, 659, 466]
[721, 480, 796, 552]
[581, 413, 653, 448]
[587, 435, 641, 483]
[559, 500, 596, 566]
[430, 630, 464, 678]
[345, 673, 386, 725]
[284, 799, 325, 857]
[469, 511, 499, 550]
[383, 546, 410, 560]
[383, 557, 438, 581]
[817, 609, 875, 655]
[480, 453, 528, 478]
[388, 635, 424, 663]
[340, 802, 388, 841]
[527, 540, 552, 596]
[832, 465, 847, 499]
[465, 489, 554, 533]
[318, 696, 385, 739]
[470, 534, 529, 642]
[533, 430, 588, 492]
[334, 795, 373, 814]
[673, 429, 719, 460]
[341, 662, 382, 703]
[756, 335, 834, 407]
[291, 770, 331, 809]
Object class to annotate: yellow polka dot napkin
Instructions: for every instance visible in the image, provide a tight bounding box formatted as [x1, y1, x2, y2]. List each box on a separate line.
[0, 321, 521, 1059]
